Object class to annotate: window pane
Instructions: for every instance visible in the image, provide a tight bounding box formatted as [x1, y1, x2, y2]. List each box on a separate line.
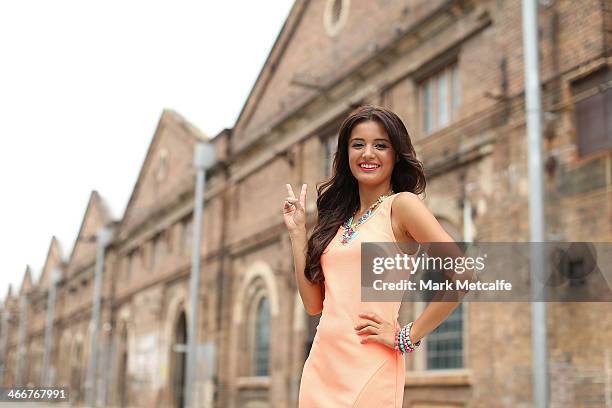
[572, 68, 612, 156]
[423, 268, 463, 369]
[423, 80, 433, 133]
[426, 304, 463, 369]
[452, 64, 461, 113]
[127, 252, 134, 279]
[438, 71, 449, 127]
[182, 218, 193, 254]
[254, 297, 270, 376]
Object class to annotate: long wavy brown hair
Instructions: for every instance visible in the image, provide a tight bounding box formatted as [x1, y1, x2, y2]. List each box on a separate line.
[305, 105, 427, 283]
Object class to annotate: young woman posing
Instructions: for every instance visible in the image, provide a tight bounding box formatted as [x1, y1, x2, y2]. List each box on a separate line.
[283, 105, 462, 407]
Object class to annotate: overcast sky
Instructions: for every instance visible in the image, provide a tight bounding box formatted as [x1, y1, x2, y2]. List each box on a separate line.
[0, 1, 294, 300]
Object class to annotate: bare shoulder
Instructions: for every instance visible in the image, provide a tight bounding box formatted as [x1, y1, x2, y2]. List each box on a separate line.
[391, 191, 453, 243]
[392, 191, 425, 218]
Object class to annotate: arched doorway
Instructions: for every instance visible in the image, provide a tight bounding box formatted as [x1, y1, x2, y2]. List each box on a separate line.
[117, 325, 129, 407]
[170, 310, 187, 408]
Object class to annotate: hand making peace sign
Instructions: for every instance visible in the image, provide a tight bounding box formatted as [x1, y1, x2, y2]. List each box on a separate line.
[283, 183, 308, 236]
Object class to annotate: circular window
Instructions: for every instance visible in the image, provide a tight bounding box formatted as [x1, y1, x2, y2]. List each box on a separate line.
[324, 0, 350, 37]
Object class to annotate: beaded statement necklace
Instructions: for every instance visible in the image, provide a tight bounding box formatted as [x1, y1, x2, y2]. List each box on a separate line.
[340, 191, 394, 244]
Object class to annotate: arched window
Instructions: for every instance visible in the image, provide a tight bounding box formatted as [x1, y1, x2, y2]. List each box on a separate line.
[234, 262, 279, 380]
[253, 296, 270, 376]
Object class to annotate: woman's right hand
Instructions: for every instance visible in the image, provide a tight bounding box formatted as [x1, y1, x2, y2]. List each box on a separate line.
[283, 183, 307, 236]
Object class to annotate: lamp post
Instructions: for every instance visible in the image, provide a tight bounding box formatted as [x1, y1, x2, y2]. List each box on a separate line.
[184, 142, 215, 408]
[521, 1, 548, 407]
[86, 227, 113, 407]
[42, 268, 61, 386]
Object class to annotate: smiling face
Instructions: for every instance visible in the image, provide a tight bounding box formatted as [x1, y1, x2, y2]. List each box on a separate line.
[348, 120, 396, 187]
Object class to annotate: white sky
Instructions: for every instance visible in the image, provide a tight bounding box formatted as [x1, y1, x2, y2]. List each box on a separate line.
[0, 1, 294, 300]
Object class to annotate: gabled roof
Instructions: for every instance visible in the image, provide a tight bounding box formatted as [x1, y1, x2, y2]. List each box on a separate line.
[67, 190, 113, 269]
[232, 0, 308, 136]
[19, 266, 33, 296]
[119, 109, 210, 235]
[3, 284, 13, 306]
[38, 236, 65, 289]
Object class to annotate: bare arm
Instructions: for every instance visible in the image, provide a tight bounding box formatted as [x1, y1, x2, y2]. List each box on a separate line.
[393, 192, 462, 343]
[283, 184, 324, 316]
[290, 231, 324, 316]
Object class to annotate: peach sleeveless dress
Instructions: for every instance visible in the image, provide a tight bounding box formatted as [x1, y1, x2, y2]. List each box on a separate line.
[298, 193, 406, 408]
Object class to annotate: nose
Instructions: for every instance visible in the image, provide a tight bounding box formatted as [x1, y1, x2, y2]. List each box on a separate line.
[362, 144, 375, 160]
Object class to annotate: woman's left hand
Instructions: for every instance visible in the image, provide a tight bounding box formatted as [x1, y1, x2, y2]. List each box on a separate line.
[354, 312, 395, 349]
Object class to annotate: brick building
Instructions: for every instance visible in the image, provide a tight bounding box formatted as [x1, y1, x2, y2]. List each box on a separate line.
[1, 0, 612, 407]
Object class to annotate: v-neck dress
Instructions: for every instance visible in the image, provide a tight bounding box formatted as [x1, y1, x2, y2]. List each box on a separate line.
[298, 193, 406, 408]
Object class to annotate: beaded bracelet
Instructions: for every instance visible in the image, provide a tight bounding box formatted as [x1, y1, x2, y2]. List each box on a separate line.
[395, 322, 421, 354]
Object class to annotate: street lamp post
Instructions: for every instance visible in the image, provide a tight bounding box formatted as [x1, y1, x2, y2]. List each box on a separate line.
[86, 227, 113, 407]
[184, 142, 215, 408]
[521, 1, 548, 407]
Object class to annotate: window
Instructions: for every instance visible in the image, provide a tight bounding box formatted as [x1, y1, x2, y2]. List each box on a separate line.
[165, 228, 173, 254]
[420, 267, 463, 369]
[151, 233, 165, 270]
[420, 63, 461, 134]
[127, 249, 138, 279]
[253, 296, 270, 376]
[419, 219, 464, 370]
[426, 306, 463, 369]
[181, 217, 193, 254]
[323, 135, 337, 178]
[571, 67, 612, 157]
[324, 0, 350, 37]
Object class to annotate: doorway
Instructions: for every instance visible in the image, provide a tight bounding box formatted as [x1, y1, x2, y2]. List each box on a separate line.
[170, 310, 187, 408]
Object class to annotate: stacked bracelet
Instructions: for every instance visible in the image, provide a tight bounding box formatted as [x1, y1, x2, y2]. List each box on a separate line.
[395, 322, 421, 354]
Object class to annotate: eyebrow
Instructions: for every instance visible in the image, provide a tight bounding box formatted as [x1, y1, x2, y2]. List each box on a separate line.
[349, 137, 390, 142]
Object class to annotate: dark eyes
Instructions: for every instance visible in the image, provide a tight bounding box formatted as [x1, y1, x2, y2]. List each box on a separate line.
[351, 143, 388, 149]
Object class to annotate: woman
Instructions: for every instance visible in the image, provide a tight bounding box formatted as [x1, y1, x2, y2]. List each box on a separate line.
[283, 105, 461, 407]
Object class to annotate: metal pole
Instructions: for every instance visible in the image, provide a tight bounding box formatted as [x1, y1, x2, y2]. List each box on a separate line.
[521, 1, 548, 407]
[41, 268, 60, 386]
[86, 227, 113, 407]
[15, 293, 28, 386]
[185, 142, 215, 408]
[0, 308, 9, 385]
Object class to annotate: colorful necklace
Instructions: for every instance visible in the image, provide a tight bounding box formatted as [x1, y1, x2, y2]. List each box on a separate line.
[340, 191, 394, 244]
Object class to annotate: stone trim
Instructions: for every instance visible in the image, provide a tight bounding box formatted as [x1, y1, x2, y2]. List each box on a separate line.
[233, 261, 279, 325]
[236, 376, 271, 389]
[405, 368, 473, 387]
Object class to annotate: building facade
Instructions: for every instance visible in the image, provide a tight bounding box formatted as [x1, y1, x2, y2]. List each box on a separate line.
[1, 0, 612, 407]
